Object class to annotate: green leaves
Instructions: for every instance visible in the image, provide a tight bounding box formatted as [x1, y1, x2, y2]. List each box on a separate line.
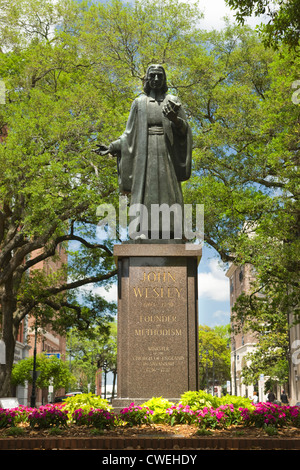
[225, 0, 300, 51]
[11, 353, 76, 391]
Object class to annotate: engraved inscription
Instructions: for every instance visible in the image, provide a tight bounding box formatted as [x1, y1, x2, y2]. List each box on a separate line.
[132, 271, 184, 299]
[133, 286, 181, 298]
[130, 267, 187, 376]
[142, 271, 176, 282]
[134, 328, 182, 336]
[132, 346, 185, 374]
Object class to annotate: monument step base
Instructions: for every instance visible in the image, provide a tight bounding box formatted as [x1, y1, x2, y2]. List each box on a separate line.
[112, 397, 181, 413]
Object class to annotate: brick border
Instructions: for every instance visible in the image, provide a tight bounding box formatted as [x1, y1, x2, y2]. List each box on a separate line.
[0, 436, 299, 450]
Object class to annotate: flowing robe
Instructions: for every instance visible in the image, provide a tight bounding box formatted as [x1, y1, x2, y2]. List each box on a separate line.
[111, 93, 193, 237]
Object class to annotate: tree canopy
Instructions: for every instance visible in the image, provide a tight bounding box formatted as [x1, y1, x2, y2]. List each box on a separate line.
[199, 325, 231, 391]
[11, 353, 76, 392]
[225, 0, 300, 51]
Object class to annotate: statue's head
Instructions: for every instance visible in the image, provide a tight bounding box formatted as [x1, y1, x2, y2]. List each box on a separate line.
[143, 64, 168, 94]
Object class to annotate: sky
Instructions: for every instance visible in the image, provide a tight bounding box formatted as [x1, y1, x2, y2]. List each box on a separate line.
[95, 0, 266, 329]
[197, 0, 265, 31]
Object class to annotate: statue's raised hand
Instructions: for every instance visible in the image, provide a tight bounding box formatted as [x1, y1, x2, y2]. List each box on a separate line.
[162, 99, 181, 123]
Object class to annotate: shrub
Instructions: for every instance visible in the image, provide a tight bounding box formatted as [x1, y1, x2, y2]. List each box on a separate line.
[239, 403, 300, 428]
[165, 403, 196, 426]
[197, 404, 243, 429]
[141, 397, 174, 423]
[0, 408, 17, 428]
[5, 426, 26, 437]
[119, 403, 153, 427]
[11, 405, 35, 425]
[179, 390, 214, 410]
[62, 393, 111, 423]
[73, 408, 116, 430]
[288, 405, 300, 427]
[179, 391, 253, 412]
[264, 425, 278, 436]
[218, 394, 254, 410]
[28, 404, 68, 429]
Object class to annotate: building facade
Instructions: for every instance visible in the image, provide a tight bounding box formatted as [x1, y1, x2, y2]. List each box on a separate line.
[226, 263, 262, 400]
[7, 246, 68, 406]
[226, 262, 300, 405]
[289, 317, 300, 405]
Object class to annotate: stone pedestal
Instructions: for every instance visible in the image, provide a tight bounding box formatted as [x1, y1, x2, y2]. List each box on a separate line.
[112, 242, 201, 410]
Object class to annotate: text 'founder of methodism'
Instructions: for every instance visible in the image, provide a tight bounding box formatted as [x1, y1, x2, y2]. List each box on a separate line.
[96, 64, 193, 239]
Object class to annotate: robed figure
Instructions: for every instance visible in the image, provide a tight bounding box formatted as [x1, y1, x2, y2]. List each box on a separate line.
[97, 64, 192, 239]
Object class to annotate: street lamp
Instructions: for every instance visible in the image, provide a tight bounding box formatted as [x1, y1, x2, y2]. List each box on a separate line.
[199, 348, 209, 391]
[30, 322, 38, 407]
[232, 336, 237, 396]
[101, 360, 108, 399]
[294, 368, 299, 401]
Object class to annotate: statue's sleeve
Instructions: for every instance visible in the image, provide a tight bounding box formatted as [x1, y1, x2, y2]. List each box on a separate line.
[168, 97, 192, 182]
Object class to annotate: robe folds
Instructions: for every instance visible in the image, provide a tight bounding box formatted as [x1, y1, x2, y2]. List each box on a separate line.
[111, 93, 192, 237]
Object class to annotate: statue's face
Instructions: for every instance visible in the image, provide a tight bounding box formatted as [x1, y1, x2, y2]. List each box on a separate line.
[147, 67, 165, 91]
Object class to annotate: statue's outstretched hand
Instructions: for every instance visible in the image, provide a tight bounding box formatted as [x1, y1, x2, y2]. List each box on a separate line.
[93, 144, 110, 156]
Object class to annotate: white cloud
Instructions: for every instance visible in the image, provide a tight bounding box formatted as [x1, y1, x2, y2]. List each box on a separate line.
[93, 283, 117, 303]
[198, 259, 229, 302]
[211, 309, 230, 326]
[198, 0, 267, 30]
[199, 0, 235, 30]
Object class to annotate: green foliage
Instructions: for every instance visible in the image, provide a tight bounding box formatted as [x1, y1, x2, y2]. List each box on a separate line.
[196, 427, 213, 436]
[66, 323, 117, 394]
[198, 325, 231, 390]
[141, 397, 174, 423]
[47, 427, 64, 436]
[264, 425, 278, 436]
[63, 393, 111, 422]
[0, 408, 17, 428]
[179, 390, 214, 410]
[225, 0, 300, 50]
[180, 390, 253, 411]
[232, 287, 291, 387]
[218, 394, 254, 410]
[11, 354, 76, 391]
[4, 427, 26, 437]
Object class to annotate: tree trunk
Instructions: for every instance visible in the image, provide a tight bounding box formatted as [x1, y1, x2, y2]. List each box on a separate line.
[0, 279, 18, 397]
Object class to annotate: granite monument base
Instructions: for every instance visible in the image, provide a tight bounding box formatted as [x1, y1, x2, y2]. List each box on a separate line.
[112, 243, 201, 411]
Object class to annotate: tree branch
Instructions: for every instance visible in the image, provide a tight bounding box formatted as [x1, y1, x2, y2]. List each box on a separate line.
[42, 269, 118, 298]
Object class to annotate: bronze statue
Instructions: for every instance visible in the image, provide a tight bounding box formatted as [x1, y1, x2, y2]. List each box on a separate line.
[96, 65, 192, 239]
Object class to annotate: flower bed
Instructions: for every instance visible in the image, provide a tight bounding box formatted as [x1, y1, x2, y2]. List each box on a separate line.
[240, 402, 300, 428]
[72, 408, 116, 430]
[28, 404, 68, 429]
[119, 403, 153, 427]
[0, 392, 299, 434]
